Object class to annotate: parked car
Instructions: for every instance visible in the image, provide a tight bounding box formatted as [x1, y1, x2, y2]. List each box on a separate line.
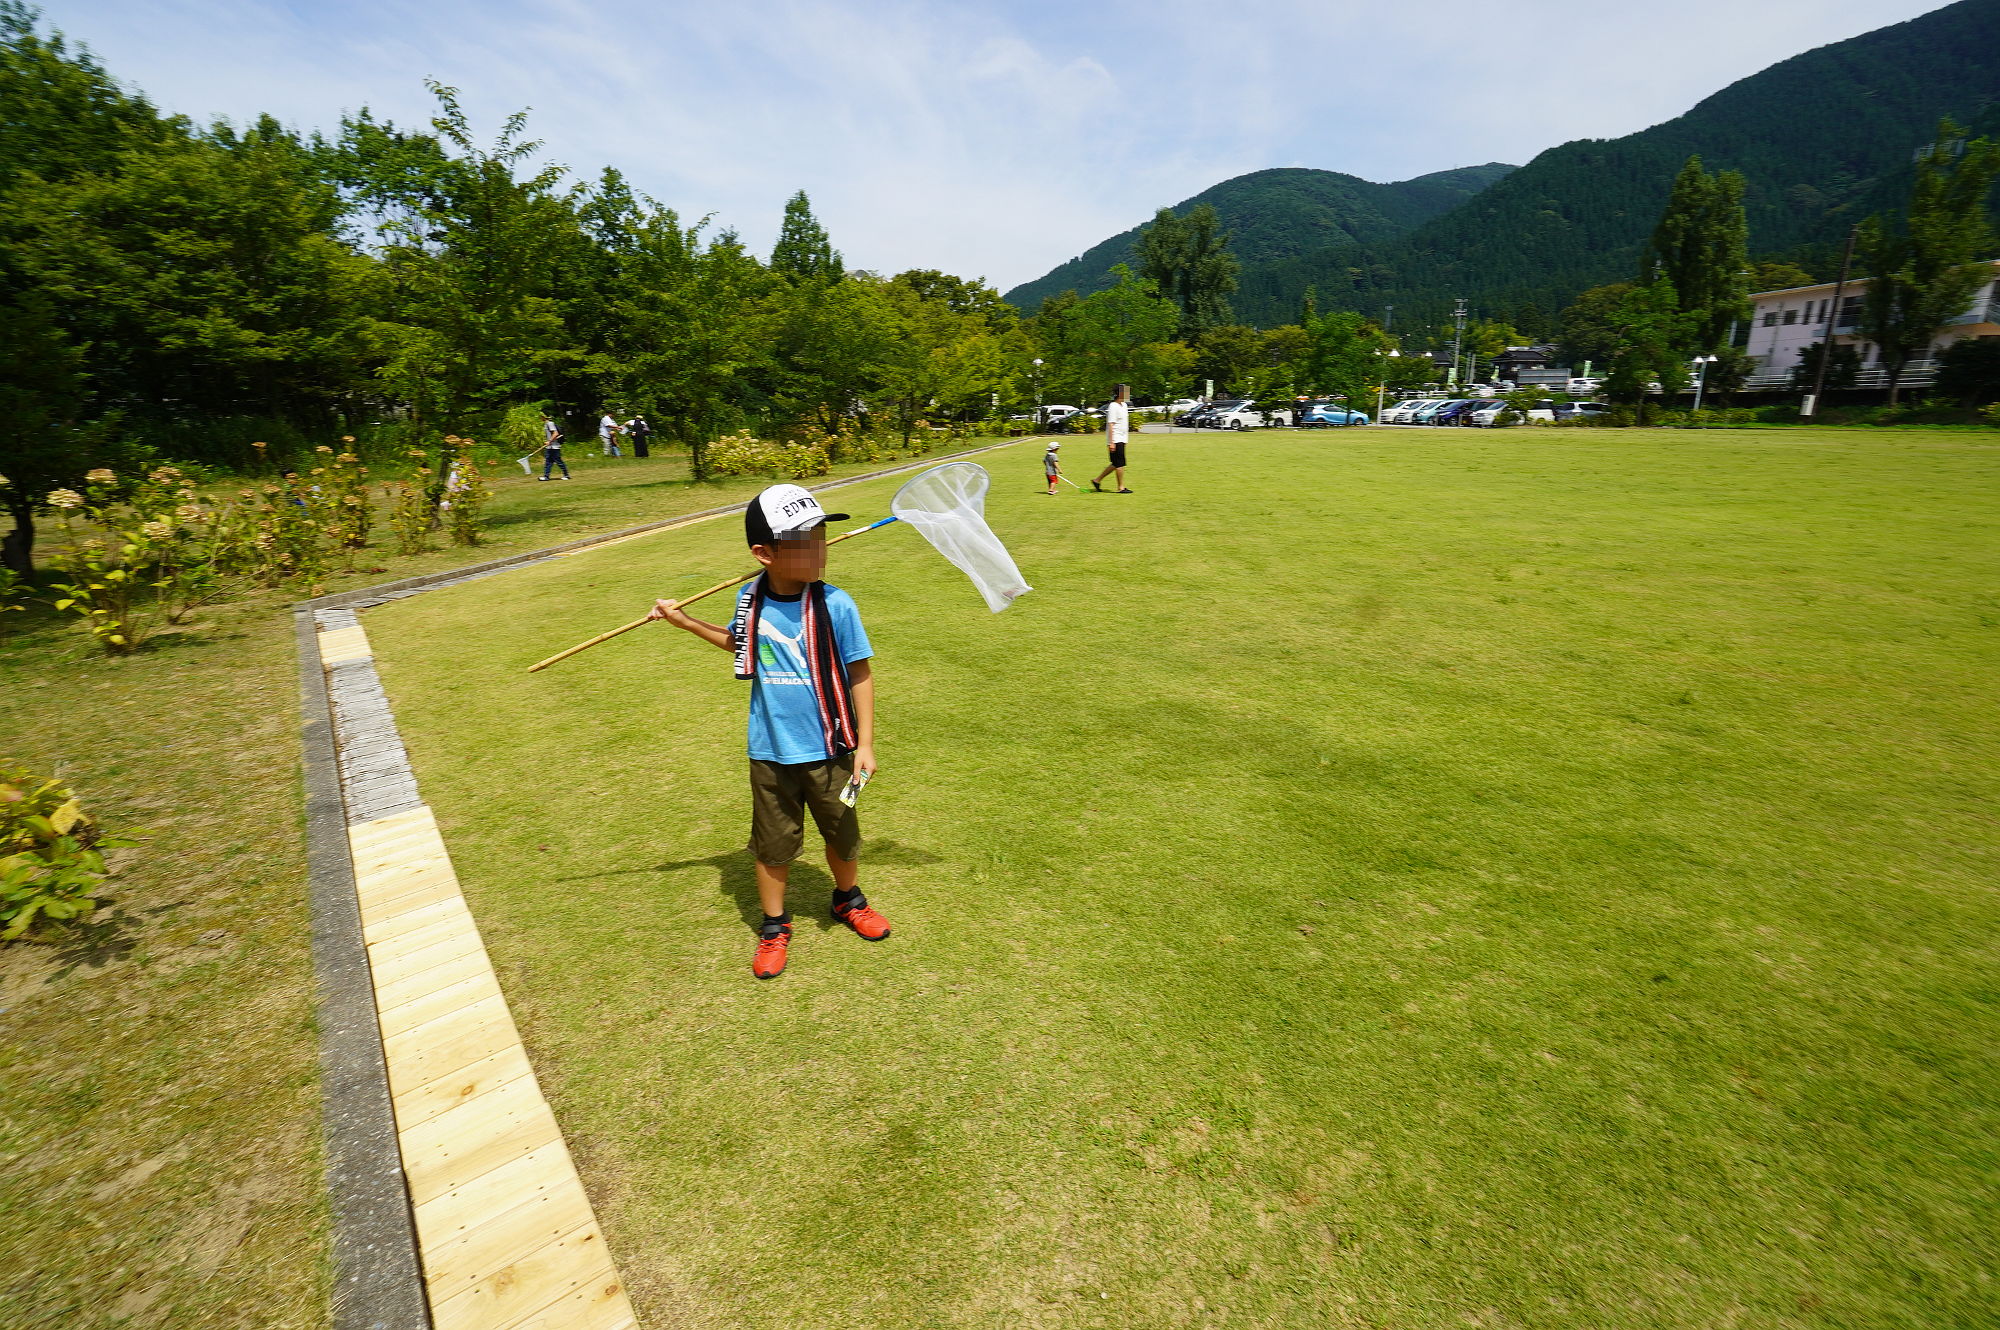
[1409, 399, 1466, 425]
[1468, 398, 1560, 427]
[1430, 398, 1497, 426]
[1175, 403, 1216, 426]
[1566, 378, 1602, 395]
[1039, 404, 1082, 427]
[1299, 401, 1370, 427]
[1556, 401, 1612, 421]
[1164, 397, 1203, 414]
[1192, 400, 1256, 430]
[1383, 398, 1439, 423]
[1204, 400, 1259, 429]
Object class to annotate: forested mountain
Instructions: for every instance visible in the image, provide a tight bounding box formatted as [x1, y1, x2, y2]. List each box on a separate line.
[1001, 163, 1514, 314]
[1012, 0, 2000, 331]
[1237, 0, 2000, 327]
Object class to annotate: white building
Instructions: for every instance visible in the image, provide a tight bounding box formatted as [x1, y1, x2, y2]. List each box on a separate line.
[1745, 259, 2000, 390]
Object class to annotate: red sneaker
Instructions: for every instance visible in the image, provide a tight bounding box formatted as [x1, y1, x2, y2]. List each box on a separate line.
[833, 894, 892, 941]
[752, 924, 792, 979]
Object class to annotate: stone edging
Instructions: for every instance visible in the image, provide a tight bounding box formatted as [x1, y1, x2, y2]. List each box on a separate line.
[294, 435, 1043, 1328]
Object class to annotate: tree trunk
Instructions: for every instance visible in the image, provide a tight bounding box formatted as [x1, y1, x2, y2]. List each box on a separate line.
[2, 494, 34, 577]
[1886, 355, 1905, 405]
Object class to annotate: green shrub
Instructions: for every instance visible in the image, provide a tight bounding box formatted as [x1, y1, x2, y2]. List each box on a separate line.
[0, 767, 138, 940]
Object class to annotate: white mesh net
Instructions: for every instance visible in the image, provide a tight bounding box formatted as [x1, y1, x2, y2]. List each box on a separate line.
[889, 462, 1031, 612]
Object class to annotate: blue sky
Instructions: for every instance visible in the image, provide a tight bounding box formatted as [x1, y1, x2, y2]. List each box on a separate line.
[43, 0, 1952, 289]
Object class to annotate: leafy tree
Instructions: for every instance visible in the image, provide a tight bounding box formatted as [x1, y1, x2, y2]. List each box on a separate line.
[1135, 203, 1238, 340]
[1858, 119, 2000, 402]
[770, 190, 842, 284]
[873, 281, 1015, 442]
[1642, 155, 1749, 354]
[1557, 283, 1633, 371]
[335, 83, 576, 435]
[1603, 279, 1692, 414]
[888, 270, 1016, 331]
[1192, 325, 1268, 396]
[1035, 265, 1184, 404]
[1934, 336, 2000, 405]
[1298, 310, 1392, 407]
[1788, 341, 1861, 392]
[1748, 260, 1817, 292]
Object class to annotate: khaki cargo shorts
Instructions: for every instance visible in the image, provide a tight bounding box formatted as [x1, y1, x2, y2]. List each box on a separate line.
[748, 757, 860, 865]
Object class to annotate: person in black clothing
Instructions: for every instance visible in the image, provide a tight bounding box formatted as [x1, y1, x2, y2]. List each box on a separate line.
[626, 413, 653, 458]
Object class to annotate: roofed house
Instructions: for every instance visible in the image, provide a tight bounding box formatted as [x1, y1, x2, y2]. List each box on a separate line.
[1744, 260, 2000, 390]
[1489, 344, 1568, 387]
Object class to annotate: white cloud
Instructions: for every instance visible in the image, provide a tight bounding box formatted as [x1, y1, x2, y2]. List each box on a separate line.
[41, 0, 1954, 289]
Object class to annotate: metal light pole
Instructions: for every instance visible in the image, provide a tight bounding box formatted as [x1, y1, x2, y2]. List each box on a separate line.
[1450, 298, 1467, 387]
[1691, 355, 1719, 412]
[1375, 348, 1399, 422]
[1032, 358, 1044, 425]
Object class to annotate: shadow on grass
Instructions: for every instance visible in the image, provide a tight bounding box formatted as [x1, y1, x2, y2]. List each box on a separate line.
[572, 838, 941, 934]
[46, 906, 143, 977]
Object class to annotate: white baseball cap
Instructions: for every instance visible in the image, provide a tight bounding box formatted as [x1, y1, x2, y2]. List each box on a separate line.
[745, 483, 849, 546]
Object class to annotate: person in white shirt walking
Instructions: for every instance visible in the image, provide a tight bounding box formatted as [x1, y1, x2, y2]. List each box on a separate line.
[1091, 383, 1133, 493]
[599, 412, 623, 457]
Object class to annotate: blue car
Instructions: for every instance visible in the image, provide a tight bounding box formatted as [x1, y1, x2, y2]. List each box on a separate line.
[1299, 402, 1370, 427]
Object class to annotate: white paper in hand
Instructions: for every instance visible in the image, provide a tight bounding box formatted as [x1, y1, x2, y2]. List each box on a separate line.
[889, 463, 1031, 612]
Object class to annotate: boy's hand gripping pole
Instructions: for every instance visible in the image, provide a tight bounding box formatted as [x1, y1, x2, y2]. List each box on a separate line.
[524, 516, 899, 673]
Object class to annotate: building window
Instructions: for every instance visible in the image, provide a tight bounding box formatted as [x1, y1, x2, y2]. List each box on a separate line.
[1763, 312, 1778, 327]
[1783, 309, 1798, 325]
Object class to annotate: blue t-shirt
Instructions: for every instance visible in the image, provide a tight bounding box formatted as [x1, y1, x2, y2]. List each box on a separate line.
[744, 583, 872, 764]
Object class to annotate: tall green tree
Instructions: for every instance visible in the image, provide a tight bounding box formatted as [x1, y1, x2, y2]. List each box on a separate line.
[1642, 155, 1750, 355]
[1033, 265, 1185, 404]
[335, 83, 577, 436]
[769, 190, 843, 284]
[1857, 118, 2000, 402]
[1134, 203, 1237, 340]
[1603, 279, 1693, 414]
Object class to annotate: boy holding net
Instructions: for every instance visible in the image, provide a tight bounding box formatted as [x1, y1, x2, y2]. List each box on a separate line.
[646, 484, 892, 979]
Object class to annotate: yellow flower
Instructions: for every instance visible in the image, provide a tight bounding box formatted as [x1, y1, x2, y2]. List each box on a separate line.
[315, 445, 334, 454]
[86, 468, 116, 484]
[140, 519, 173, 539]
[48, 488, 84, 509]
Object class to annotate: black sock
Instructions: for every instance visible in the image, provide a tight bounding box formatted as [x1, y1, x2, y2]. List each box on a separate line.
[760, 912, 791, 937]
[832, 885, 864, 910]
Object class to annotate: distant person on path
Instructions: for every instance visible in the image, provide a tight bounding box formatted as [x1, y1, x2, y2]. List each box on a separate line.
[1092, 383, 1133, 492]
[626, 413, 653, 458]
[1042, 441, 1065, 494]
[540, 413, 570, 480]
[599, 412, 623, 457]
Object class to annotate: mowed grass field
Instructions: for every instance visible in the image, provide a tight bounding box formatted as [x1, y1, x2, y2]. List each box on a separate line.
[366, 428, 1999, 1330]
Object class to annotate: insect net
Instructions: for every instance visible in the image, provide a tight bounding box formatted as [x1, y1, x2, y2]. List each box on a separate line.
[888, 463, 1032, 612]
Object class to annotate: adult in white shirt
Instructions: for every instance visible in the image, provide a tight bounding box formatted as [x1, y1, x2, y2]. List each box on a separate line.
[599, 412, 623, 457]
[1091, 383, 1133, 492]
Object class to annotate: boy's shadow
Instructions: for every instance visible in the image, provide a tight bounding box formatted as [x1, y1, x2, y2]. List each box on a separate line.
[652, 839, 943, 935]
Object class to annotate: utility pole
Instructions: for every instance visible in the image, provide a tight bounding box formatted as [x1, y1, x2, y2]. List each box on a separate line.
[1383, 304, 1395, 333]
[1450, 298, 1467, 387]
[1804, 226, 1858, 420]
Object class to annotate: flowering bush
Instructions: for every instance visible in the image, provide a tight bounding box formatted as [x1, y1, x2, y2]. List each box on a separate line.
[387, 449, 437, 555]
[707, 430, 832, 480]
[1, 766, 138, 940]
[441, 453, 490, 546]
